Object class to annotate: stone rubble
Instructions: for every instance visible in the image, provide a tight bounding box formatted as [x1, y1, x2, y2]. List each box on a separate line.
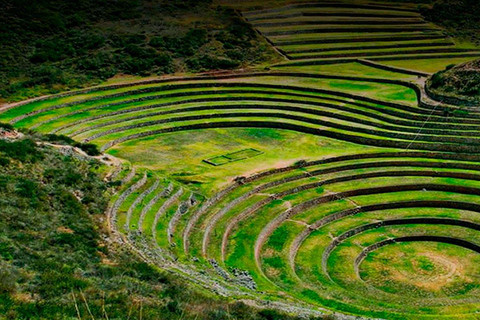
[0, 127, 23, 140]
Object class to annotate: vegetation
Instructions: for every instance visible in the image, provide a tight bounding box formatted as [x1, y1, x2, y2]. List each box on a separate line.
[0, 0, 278, 102]
[41, 134, 101, 156]
[421, 0, 480, 45]
[4, 61, 480, 318]
[242, 1, 480, 69]
[0, 128, 324, 319]
[3, 0, 480, 319]
[426, 58, 480, 104]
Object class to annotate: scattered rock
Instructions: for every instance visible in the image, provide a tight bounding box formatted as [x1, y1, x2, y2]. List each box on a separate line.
[209, 259, 231, 280]
[0, 127, 23, 140]
[231, 268, 257, 290]
[188, 193, 197, 206]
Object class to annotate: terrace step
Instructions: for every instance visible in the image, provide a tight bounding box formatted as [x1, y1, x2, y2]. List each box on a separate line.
[138, 182, 173, 231]
[125, 178, 160, 231]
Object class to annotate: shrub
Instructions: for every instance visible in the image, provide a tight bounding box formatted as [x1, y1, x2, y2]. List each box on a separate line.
[0, 139, 44, 163]
[446, 64, 456, 70]
[429, 72, 445, 89]
[0, 157, 9, 166]
[120, 57, 154, 75]
[43, 134, 75, 145]
[42, 135, 101, 156]
[0, 262, 17, 294]
[0, 123, 14, 131]
[30, 39, 76, 63]
[259, 309, 287, 320]
[149, 37, 165, 48]
[74, 142, 101, 156]
[186, 54, 239, 71]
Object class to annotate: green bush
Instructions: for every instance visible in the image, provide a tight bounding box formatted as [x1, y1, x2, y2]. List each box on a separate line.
[446, 64, 456, 70]
[186, 54, 239, 71]
[43, 134, 75, 145]
[75, 142, 100, 156]
[41, 134, 101, 156]
[0, 262, 17, 294]
[0, 123, 14, 131]
[0, 157, 9, 166]
[0, 139, 44, 163]
[429, 72, 445, 89]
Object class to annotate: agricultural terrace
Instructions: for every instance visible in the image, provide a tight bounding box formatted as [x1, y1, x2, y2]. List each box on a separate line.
[2, 1, 480, 319]
[243, 1, 480, 72]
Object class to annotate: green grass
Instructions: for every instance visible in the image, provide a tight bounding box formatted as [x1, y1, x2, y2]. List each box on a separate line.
[106, 128, 374, 195]
[258, 24, 434, 35]
[204, 148, 263, 166]
[244, 6, 421, 19]
[287, 45, 460, 59]
[244, 0, 479, 76]
[271, 31, 443, 43]
[6, 76, 422, 136]
[361, 242, 480, 296]
[4, 4, 480, 316]
[292, 208, 480, 317]
[203, 156, 480, 317]
[381, 57, 480, 73]
[281, 39, 452, 53]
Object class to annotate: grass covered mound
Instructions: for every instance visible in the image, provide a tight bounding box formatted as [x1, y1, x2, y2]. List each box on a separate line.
[0, 128, 322, 320]
[426, 58, 480, 105]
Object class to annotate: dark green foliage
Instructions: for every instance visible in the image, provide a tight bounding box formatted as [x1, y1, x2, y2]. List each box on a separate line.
[43, 134, 75, 144]
[203, 303, 324, 320]
[429, 72, 446, 89]
[159, 29, 209, 57]
[0, 157, 9, 166]
[421, 0, 480, 45]
[0, 134, 109, 317]
[0, 262, 17, 294]
[259, 309, 288, 320]
[0, 0, 277, 102]
[258, 309, 323, 320]
[0, 139, 44, 163]
[107, 180, 123, 187]
[186, 54, 240, 71]
[0, 123, 14, 131]
[41, 134, 101, 156]
[76, 142, 101, 156]
[446, 64, 456, 70]
[427, 58, 480, 103]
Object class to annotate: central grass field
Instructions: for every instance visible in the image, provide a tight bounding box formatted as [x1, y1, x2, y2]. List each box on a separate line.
[2, 1, 480, 319]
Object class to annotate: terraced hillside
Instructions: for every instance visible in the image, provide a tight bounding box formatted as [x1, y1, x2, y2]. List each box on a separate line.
[243, 1, 480, 71]
[2, 1, 480, 319]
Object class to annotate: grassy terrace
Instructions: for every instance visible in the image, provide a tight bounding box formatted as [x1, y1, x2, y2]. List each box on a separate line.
[3, 1, 480, 319]
[281, 39, 455, 54]
[244, 2, 480, 72]
[198, 150, 480, 318]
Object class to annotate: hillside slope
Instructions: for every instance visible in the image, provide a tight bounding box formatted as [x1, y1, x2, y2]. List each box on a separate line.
[426, 58, 480, 105]
[421, 0, 480, 45]
[0, 126, 321, 320]
[0, 0, 279, 102]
